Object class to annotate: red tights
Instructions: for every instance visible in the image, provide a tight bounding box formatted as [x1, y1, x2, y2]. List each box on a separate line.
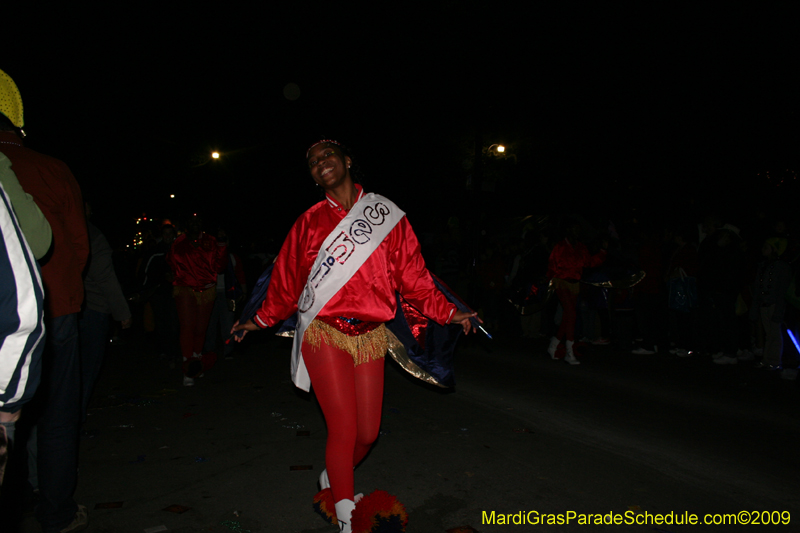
[302, 339, 385, 503]
[174, 290, 214, 373]
[555, 286, 578, 342]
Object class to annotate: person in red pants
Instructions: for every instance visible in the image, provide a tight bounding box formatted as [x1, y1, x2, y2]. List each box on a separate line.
[233, 139, 478, 533]
[546, 220, 607, 364]
[167, 215, 227, 386]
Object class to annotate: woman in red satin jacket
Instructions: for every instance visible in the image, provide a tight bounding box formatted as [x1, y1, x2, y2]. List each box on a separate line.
[233, 140, 479, 532]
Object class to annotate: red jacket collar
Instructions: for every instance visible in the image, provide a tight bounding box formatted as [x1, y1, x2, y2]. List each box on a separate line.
[325, 183, 364, 212]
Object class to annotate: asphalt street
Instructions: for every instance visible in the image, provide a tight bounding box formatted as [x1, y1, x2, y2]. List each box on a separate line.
[7, 328, 799, 532]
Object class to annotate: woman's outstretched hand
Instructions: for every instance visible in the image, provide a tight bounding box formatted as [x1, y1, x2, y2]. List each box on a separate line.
[452, 310, 482, 335]
[230, 319, 259, 342]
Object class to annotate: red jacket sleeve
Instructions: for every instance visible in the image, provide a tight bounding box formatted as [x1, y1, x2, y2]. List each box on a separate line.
[547, 240, 606, 280]
[388, 217, 456, 325]
[585, 247, 607, 269]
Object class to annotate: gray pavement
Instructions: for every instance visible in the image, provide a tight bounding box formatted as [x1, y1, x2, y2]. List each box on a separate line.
[7, 330, 800, 532]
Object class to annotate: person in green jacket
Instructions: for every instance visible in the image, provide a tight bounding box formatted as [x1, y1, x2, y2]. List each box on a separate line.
[0, 152, 51, 259]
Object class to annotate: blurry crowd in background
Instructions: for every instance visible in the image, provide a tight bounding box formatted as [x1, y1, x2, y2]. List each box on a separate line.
[411, 205, 798, 375]
[111, 202, 800, 380]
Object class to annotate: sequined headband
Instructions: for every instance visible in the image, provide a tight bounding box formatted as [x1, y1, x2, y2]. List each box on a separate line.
[306, 139, 342, 158]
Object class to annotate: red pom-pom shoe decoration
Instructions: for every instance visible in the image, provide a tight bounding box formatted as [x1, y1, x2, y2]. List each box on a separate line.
[313, 489, 408, 532]
[351, 490, 408, 533]
[313, 488, 337, 525]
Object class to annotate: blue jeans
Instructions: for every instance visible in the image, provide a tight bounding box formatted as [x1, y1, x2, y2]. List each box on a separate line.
[34, 313, 80, 532]
[79, 309, 110, 423]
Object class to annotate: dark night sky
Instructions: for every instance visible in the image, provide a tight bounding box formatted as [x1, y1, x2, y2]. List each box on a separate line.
[4, 5, 799, 246]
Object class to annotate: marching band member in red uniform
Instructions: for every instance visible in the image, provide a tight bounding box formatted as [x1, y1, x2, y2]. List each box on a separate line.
[546, 221, 607, 365]
[167, 215, 227, 386]
[233, 140, 479, 533]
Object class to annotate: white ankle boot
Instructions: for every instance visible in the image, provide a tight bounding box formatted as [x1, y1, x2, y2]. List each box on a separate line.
[335, 499, 355, 533]
[320, 468, 359, 500]
[319, 469, 330, 490]
[565, 340, 580, 365]
[547, 336, 560, 359]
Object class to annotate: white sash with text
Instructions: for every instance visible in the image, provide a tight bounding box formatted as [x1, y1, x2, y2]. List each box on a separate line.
[291, 193, 405, 391]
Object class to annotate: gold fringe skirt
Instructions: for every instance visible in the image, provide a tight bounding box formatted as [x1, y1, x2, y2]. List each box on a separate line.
[303, 319, 388, 366]
[553, 278, 580, 295]
[173, 285, 217, 305]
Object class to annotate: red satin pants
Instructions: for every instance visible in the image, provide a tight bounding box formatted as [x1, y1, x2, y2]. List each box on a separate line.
[174, 287, 215, 374]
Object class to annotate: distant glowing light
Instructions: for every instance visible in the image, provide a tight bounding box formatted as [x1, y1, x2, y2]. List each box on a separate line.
[211, 152, 220, 159]
[170, 194, 175, 198]
[760, 169, 798, 188]
[497, 145, 505, 153]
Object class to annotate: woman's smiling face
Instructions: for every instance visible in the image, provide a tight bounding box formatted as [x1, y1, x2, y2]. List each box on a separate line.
[307, 143, 352, 190]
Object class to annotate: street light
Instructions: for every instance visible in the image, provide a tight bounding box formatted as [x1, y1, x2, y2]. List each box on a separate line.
[483, 143, 507, 157]
[482, 143, 516, 163]
[190, 150, 221, 167]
